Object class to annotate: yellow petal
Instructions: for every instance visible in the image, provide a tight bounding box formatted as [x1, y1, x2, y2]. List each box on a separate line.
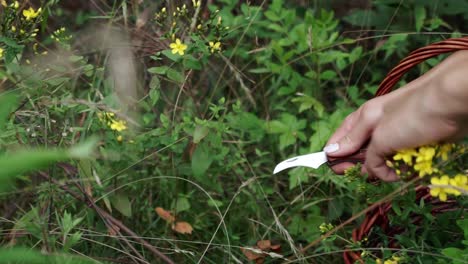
[430, 188, 440, 196]
[439, 192, 447, 201]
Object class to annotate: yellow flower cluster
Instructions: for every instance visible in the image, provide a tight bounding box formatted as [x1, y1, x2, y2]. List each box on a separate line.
[392, 144, 455, 177]
[392, 143, 468, 201]
[97, 112, 127, 142]
[376, 255, 401, 264]
[209, 41, 222, 53]
[430, 174, 468, 201]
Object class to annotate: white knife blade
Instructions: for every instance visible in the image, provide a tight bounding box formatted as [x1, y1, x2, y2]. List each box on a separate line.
[273, 151, 328, 174]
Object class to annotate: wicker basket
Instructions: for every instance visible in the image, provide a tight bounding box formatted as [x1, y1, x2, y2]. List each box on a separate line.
[343, 37, 468, 264]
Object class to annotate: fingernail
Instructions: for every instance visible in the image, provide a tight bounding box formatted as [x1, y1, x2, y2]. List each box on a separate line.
[324, 143, 339, 153]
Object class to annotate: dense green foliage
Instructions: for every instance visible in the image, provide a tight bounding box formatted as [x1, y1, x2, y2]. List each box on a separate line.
[0, 0, 467, 263]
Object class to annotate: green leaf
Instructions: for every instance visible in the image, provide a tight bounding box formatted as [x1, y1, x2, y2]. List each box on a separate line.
[149, 76, 160, 107]
[291, 95, 324, 116]
[111, 194, 132, 217]
[183, 57, 202, 70]
[319, 70, 337, 81]
[148, 66, 169, 75]
[208, 199, 223, 208]
[166, 68, 184, 83]
[414, 5, 426, 32]
[0, 150, 66, 189]
[442, 248, 467, 264]
[172, 196, 191, 212]
[193, 125, 210, 144]
[289, 168, 308, 190]
[191, 143, 213, 178]
[0, 93, 18, 132]
[162, 49, 181, 62]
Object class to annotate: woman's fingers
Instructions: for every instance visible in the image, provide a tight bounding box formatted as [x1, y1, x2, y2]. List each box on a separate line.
[326, 101, 382, 156]
[364, 142, 399, 182]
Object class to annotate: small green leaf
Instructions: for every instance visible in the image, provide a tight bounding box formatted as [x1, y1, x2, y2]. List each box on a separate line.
[0, 93, 18, 132]
[319, 70, 336, 81]
[191, 143, 213, 178]
[149, 89, 160, 106]
[183, 57, 202, 70]
[289, 168, 308, 190]
[172, 196, 191, 212]
[166, 68, 184, 83]
[193, 125, 209, 144]
[162, 49, 181, 62]
[414, 5, 426, 32]
[111, 194, 132, 217]
[148, 66, 169, 75]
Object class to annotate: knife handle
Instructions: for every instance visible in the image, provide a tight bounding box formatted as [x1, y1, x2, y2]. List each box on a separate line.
[326, 148, 367, 167]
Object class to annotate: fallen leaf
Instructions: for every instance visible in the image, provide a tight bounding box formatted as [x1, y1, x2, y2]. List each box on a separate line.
[172, 221, 193, 234]
[155, 207, 175, 223]
[256, 240, 271, 250]
[241, 247, 264, 261]
[270, 243, 281, 252]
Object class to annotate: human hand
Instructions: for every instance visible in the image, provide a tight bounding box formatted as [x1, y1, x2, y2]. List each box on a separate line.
[325, 51, 468, 181]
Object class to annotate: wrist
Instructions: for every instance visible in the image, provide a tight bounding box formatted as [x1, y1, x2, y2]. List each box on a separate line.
[434, 51, 468, 120]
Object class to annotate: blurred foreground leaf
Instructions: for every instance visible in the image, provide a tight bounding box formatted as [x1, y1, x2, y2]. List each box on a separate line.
[0, 247, 95, 264]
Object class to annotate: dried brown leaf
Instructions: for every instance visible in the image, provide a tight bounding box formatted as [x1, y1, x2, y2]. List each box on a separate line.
[155, 207, 175, 223]
[241, 247, 264, 261]
[270, 243, 281, 252]
[256, 240, 271, 250]
[172, 221, 193, 234]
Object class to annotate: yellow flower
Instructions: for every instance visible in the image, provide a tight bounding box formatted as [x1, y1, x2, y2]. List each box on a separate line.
[117, 135, 123, 142]
[437, 143, 453, 161]
[376, 259, 383, 264]
[11, 1, 18, 9]
[110, 120, 127, 132]
[416, 146, 436, 163]
[1, 0, 6, 7]
[448, 174, 468, 196]
[393, 148, 417, 165]
[11, 25, 16, 32]
[430, 175, 451, 201]
[0, 48, 4, 58]
[209, 41, 221, 53]
[414, 160, 436, 177]
[23, 7, 42, 21]
[169, 38, 187, 56]
[192, 0, 201, 7]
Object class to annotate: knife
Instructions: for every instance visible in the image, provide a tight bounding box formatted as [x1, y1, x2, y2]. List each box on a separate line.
[273, 148, 366, 174]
